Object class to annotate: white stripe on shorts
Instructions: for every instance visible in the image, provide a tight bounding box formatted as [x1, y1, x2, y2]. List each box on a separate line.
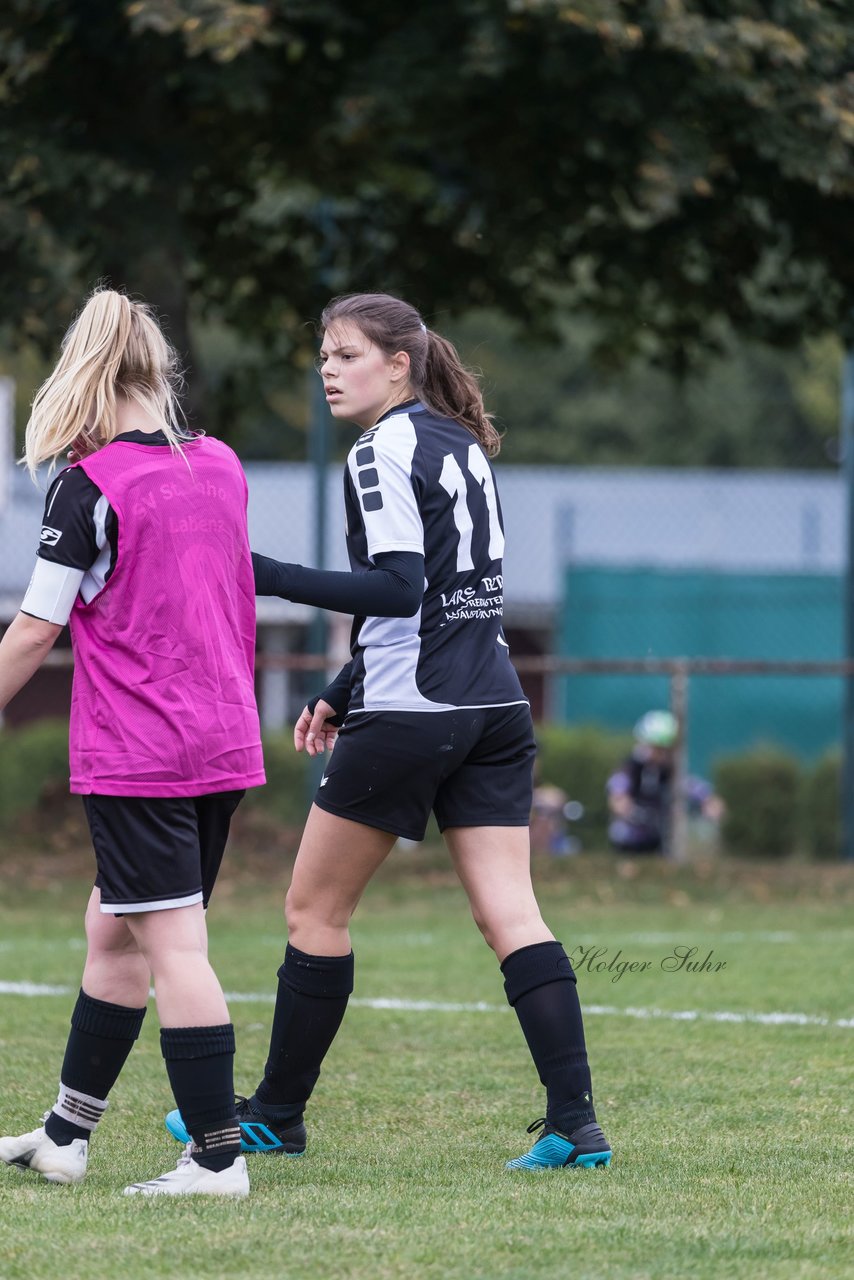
[99, 890, 204, 914]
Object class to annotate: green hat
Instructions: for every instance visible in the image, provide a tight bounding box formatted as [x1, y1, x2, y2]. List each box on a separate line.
[634, 710, 678, 748]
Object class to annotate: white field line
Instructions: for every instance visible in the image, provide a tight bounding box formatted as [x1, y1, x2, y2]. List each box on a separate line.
[622, 931, 799, 944]
[0, 980, 851, 1030]
[4, 930, 852, 955]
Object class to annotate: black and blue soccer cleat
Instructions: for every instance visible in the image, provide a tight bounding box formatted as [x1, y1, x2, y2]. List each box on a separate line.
[165, 1095, 306, 1157]
[505, 1117, 612, 1170]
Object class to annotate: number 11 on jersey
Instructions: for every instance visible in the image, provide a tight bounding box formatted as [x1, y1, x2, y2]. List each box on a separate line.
[438, 445, 505, 573]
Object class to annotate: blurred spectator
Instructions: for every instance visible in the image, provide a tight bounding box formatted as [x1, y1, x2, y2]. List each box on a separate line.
[606, 710, 724, 856]
[531, 783, 584, 857]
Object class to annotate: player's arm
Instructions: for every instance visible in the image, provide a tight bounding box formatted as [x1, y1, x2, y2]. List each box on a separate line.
[22, 468, 102, 621]
[252, 549, 424, 617]
[0, 612, 64, 712]
[606, 770, 635, 818]
[2, 467, 103, 712]
[255, 427, 427, 616]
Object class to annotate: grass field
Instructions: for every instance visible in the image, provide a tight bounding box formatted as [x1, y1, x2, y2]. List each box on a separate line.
[0, 849, 851, 1280]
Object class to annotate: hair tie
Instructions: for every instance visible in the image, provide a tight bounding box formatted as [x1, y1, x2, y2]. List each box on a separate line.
[420, 322, 427, 333]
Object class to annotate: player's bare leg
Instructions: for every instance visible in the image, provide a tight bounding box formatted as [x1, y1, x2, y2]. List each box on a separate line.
[124, 903, 227, 1027]
[443, 825, 554, 962]
[81, 887, 150, 1006]
[285, 805, 398, 954]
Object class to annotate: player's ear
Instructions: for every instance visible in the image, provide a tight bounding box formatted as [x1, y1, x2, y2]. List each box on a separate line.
[389, 350, 411, 383]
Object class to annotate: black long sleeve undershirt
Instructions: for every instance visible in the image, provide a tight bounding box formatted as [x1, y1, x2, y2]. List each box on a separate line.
[251, 550, 424, 617]
[307, 660, 354, 724]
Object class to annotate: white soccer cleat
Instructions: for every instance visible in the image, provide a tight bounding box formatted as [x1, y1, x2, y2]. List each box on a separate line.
[123, 1145, 249, 1197]
[0, 1115, 88, 1185]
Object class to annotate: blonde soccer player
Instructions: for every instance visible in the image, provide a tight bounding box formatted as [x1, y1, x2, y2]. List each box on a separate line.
[0, 289, 264, 1196]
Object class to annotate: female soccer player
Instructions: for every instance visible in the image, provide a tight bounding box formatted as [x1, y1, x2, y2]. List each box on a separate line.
[0, 289, 264, 1196]
[170, 291, 611, 1170]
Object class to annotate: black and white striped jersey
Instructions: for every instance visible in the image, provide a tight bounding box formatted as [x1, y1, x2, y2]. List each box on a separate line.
[343, 399, 526, 713]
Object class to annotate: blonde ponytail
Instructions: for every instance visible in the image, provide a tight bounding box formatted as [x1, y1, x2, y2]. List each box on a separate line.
[25, 288, 187, 478]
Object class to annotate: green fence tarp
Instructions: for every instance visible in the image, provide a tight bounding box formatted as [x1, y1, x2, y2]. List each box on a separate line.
[559, 567, 842, 776]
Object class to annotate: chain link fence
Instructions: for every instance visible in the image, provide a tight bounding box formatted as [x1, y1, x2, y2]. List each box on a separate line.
[0, 458, 846, 794]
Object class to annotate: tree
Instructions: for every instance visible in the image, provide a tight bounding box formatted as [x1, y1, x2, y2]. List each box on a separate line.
[2, 0, 853, 437]
[445, 312, 844, 469]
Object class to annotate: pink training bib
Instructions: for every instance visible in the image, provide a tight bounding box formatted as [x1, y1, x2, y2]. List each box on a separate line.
[67, 436, 265, 796]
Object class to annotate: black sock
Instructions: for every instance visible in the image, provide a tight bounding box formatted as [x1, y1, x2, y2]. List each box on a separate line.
[501, 941, 594, 1128]
[161, 1024, 240, 1173]
[253, 944, 354, 1119]
[44, 989, 146, 1146]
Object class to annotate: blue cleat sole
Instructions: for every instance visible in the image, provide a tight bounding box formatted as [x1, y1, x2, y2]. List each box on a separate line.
[165, 1108, 305, 1157]
[165, 1109, 191, 1145]
[506, 1132, 612, 1171]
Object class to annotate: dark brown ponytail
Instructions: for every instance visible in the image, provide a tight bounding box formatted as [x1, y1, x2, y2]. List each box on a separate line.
[320, 293, 502, 456]
[421, 329, 502, 457]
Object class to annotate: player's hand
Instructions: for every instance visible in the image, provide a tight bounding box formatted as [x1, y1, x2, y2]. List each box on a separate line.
[703, 795, 726, 822]
[294, 699, 339, 756]
[610, 793, 635, 819]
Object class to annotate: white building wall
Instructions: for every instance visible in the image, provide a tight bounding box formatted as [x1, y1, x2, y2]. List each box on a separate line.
[0, 463, 844, 623]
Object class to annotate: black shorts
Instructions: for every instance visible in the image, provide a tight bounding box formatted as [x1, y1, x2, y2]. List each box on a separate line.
[83, 791, 245, 915]
[312, 704, 535, 841]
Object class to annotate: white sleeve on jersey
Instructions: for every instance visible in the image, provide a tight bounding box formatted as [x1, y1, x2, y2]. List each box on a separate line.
[349, 417, 424, 559]
[21, 558, 85, 625]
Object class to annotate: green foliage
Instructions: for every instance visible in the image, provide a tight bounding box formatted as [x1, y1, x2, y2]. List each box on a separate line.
[447, 310, 842, 470]
[714, 746, 801, 858]
[242, 731, 314, 826]
[125, 0, 274, 63]
[534, 721, 632, 846]
[801, 749, 841, 862]
[2, 308, 842, 468]
[0, 719, 844, 863]
[0, 720, 315, 831]
[0, 719, 69, 825]
[2, 0, 854, 444]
